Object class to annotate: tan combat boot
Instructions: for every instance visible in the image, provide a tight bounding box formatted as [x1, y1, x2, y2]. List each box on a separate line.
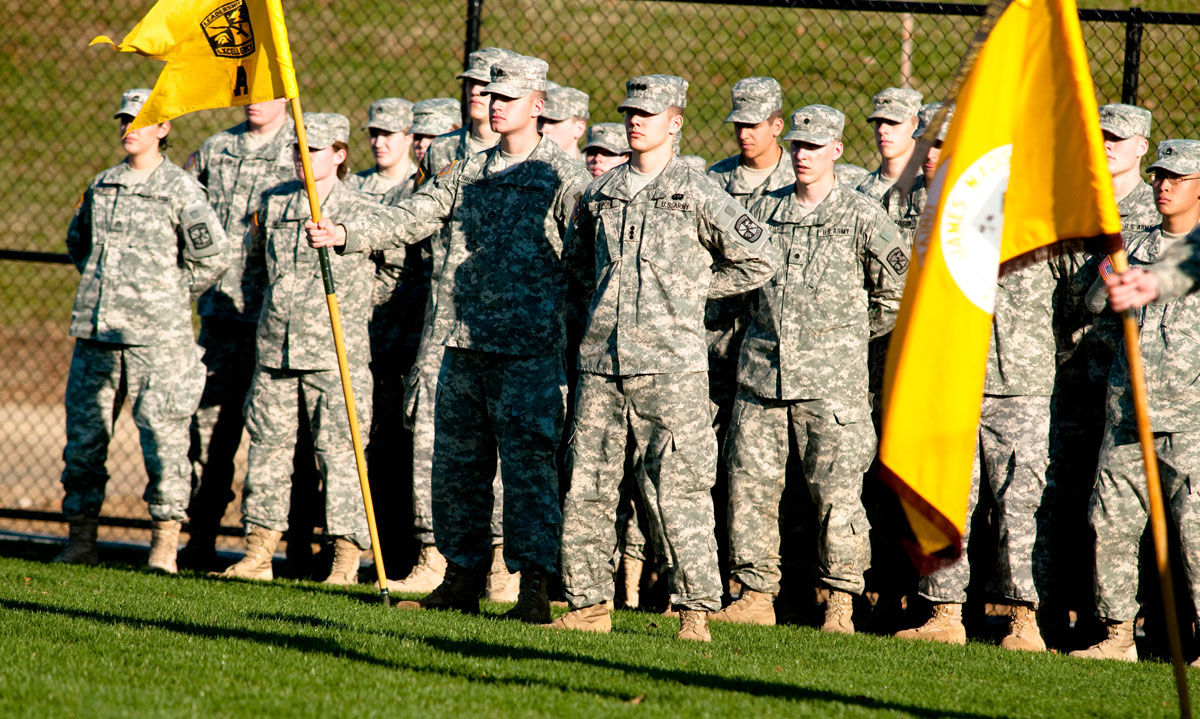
[1000, 604, 1046, 652]
[395, 562, 483, 614]
[213, 526, 282, 580]
[711, 589, 776, 625]
[147, 520, 181, 574]
[502, 570, 551, 624]
[1070, 620, 1137, 662]
[895, 602, 967, 645]
[53, 515, 99, 565]
[546, 602, 612, 633]
[620, 555, 644, 609]
[322, 537, 361, 585]
[677, 610, 712, 642]
[485, 545, 520, 603]
[821, 590, 856, 634]
[380, 544, 446, 594]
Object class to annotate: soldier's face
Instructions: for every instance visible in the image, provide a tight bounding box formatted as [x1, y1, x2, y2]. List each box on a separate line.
[540, 118, 586, 154]
[293, 144, 345, 182]
[923, 141, 943, 182]
[246, 99, 287, 130]
[489, 93, 541, 135]
[412, 134, 435, 163]
[873, 117, 918, 160]
[1103, 131, 1149, 176]
[734, 118, 783, 161]
[466, 80, 490, 123]
[585, 148, 627, 178]
[1151, 170, 1200, 217]
[624, 109, 681, 154]
[369, 128, 413, 171]
[119, 117, 169, 156]
[790, 139, 842, 185]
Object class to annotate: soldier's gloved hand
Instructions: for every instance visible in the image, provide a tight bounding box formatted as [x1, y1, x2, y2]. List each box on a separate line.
[1105, 266, 1159, 312]
[305, 217, 346, 248]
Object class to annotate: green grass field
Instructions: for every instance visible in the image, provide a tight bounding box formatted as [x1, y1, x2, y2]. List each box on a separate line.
[0, 541, 1194, 719]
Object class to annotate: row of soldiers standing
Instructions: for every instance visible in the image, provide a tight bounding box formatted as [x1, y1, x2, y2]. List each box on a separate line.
[54, 44, 1200, 655]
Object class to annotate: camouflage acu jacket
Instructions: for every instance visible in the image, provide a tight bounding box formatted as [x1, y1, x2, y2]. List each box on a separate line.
[738, 181, 906, 400]
[67, 158, 228, 347]
[985, 259, 1061, 397]
[566, 155, 780, 376]
[342, 135, 591, 357]
[707, 149, 795, 200]
[187, 119, 297, 321]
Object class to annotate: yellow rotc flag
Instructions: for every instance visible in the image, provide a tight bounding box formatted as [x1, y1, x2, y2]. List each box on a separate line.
[91, 0, 299, 133]
[879, 0, 1122, 571]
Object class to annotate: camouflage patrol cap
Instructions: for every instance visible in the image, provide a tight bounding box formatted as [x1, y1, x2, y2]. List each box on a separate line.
[583, 123, 630, 155]
[114, 88, 152, 119]
[457, 46, 517, 83]
[782, 105, 845, 145]
[1099, 103, 1152, 140]
[618, 75, 688, 114]
[542, 86, 590, 122]
[725, 77, 783, 124]
[868, 87, 923, 123]
[913, 102, 954, 142]
[301, 113, 350, 150]
[483, 54, 549, 98]
[411, 98, 461, 136]
[364, 98, 414, 133]
[678, 155, 708, 172]
[1147, 139, 1200, 175]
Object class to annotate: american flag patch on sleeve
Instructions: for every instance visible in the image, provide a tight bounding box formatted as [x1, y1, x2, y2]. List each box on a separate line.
[1098, 255, 1115, 279]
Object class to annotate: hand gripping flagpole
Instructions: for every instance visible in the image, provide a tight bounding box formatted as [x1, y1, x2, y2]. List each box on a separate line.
[265, 0, 390, 607]
[1108, 248, 1191, 719]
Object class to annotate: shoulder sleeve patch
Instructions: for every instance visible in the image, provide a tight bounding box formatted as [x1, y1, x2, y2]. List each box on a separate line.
[180, 202, 222, 259]
[437, 160, 458, 178]
[184, 151, 198, 172]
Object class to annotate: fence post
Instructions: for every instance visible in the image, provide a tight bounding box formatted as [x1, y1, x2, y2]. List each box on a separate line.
[462, 0, 484, 124]
[1121, 7, 1143, 105]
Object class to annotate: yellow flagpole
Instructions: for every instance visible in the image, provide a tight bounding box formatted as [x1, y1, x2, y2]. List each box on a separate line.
[1109, 247, 1190, 718]
[265, 1, 390, 607]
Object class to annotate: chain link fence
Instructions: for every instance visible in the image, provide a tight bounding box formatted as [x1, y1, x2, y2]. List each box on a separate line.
[3, 0, 1199, 548]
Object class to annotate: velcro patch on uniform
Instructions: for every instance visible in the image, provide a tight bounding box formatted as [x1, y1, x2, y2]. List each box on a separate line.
[656, 198, 693, 211]
[817, 227, 853, 236]
[188, 224, 214, 250]
[887, 247, 910, 275]
[896, 218, 917, 228]
[1098, 255, 1115, 279]
[735, 214, 763, 243]
[437, 160, 458, 178]
[184, 151, 198, 172]
[180, 203, 221, 259]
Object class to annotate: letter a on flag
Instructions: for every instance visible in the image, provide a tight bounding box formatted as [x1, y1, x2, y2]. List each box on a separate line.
[879, 0, 1122, 571]
[91, 0, 299, 133]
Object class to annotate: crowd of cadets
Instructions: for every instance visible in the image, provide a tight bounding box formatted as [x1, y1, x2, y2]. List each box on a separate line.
[56, 45, 1200, 656]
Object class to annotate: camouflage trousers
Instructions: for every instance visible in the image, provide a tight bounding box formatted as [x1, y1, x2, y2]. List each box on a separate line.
[431, 348, 564, 575]
[187, 316, 257, 528]
[919, 394, 1053, 606]
[1091, 426, 1200, 622]
[561, 371, 722, 612]
[62, 339, 204, 521]
[242, 365, 371, 549]
[724, 390, 875, 595]
[407, 340, 504, 546]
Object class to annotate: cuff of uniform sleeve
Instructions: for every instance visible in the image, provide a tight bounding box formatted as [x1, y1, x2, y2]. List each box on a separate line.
[1150, 264, 1194, 304]
[337, 222, 364, 255]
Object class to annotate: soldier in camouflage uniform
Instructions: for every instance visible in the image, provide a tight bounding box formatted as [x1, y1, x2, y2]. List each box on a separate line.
[881, 102, 953, 244]
[712, 106, 907, 630]
[312, 55, 591, 622]
[56, 89, 229, 573]
[1071, 140, 1200, 663]
[215, 114, 377, 585]
[411, 98, 461, 169]
[398, 49, 519, 600]
[539, 85, 589, 162]
[1047, 104, 1156, 636]
[854, 88, 923, 202]
[583, 123, 630, 178]
[552, 75, 780, 642]
[182, 98, 307, 569]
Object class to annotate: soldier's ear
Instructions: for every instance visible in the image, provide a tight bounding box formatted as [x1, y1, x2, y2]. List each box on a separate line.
[670, 113, 684, 134]
[831, 141, 844, 162]
[1136, 136, 1150, 158]
[155, 121, 171, 140]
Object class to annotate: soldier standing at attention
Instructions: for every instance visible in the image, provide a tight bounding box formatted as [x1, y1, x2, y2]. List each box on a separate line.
[418, 48, 515, 180]
[56, 89, 229, 572]
[309, 55, 591, 622]
[1071, 140, 1200, 663]
[882, 102, 952, 244]
[714, 106, 907, 630]
[214, 114, 379, 585]
[552, 75, 779, 642]
[181, 98, 303, 569]
[855, 88, 923, 202]
[410, 98, 462, 169]
[583, 123, 630, 178]
[539, 85, 590, 162]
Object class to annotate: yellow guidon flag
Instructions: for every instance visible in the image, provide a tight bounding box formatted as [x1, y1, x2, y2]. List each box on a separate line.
[91, 0, 299, 133]
[879, 0, 1122, 571]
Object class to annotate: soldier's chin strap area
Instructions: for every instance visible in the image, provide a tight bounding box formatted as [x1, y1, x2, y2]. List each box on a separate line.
[291, 95, 390, 608]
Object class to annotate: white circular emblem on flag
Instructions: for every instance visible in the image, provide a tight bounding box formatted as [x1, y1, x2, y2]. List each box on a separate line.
[938, 144, 1011, 314]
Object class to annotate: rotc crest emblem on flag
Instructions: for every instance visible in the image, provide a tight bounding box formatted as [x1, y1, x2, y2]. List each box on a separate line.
[201, 0, 256, 58]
